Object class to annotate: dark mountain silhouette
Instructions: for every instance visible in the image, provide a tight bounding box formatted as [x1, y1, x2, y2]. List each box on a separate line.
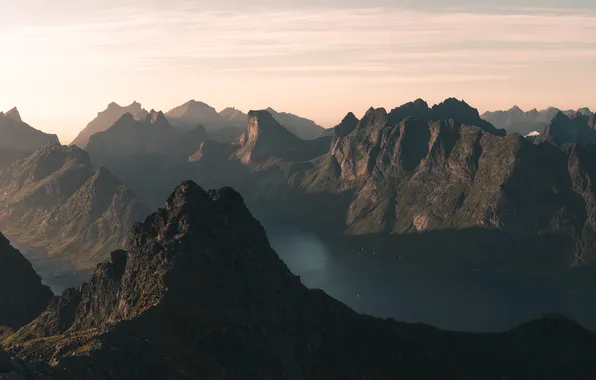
[70, 101, 145, 148]
[2, 181, 596, 379]
[482, 105, 593, 136]
[536, 111, 596, 144]
[0, 232, 53, 336]
[0, 144, 148, 268]
[0, 108, 59, 169]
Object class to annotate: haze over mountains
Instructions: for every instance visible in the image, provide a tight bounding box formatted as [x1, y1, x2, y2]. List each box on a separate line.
[0, 108, 59, 169]
[0, 144, 148, 268]
[482, 106, 594, 136]
[4, 95, 596, 378]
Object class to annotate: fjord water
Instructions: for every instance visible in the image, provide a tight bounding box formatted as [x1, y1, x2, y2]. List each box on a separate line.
[8, 239, 90, 295]
[10, 223, 596, 333]
[264, 219, 596, 333]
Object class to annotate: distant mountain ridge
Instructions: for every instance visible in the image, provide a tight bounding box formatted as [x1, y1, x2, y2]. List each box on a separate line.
[0, 107, 59, 169]
[482, 105, 593, 136]
[0, 144, 148, 268]
[70, 101, 146, 148]
[86, 110, 209, 209]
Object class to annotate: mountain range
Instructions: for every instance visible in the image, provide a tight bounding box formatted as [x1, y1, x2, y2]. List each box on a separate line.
[482, 105, 593, 136]
[0, 108, 59, 169]
[184, 98, 596, 273]
[71, 101, 147, 148]
[0, 144, 148, 269]
[2, 181, 596, 379]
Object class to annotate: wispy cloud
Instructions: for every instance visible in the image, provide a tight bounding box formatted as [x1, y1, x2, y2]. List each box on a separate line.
[2, 5, 596, 72]
[0, 3, 595, 140]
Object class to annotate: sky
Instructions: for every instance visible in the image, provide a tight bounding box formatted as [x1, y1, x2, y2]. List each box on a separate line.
[0, 0, 595, 143]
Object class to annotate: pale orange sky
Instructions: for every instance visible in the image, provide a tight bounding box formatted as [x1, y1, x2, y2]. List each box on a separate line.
[0, 1, 595, 143]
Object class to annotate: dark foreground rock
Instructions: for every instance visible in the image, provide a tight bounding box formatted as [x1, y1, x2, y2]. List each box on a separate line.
[2, 181, 596, 379]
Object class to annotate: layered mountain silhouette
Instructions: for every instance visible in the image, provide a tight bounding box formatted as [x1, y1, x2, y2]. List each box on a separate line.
[536, 111, 596, 144]
[482, 105, 593, 136]
[2, 181, 596, 379]
[165, 99, 326, 142]
[265, 107, 325, 140]
[0, 144, 148, 268]
[70, 101, 146, 148]
[86, 110, 208, 209]
[0, 108, 59, 169]
[186, 98, 596, 272]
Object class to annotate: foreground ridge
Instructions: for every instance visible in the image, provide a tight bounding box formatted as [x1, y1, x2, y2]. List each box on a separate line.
[2, 181, 596, 379]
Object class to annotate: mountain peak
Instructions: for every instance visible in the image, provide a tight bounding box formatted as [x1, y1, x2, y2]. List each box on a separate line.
[145, 109, 170, 127]
[5, 107, 22, 123]
[361, 107, 388, 127]
[107, 101, 121, 109]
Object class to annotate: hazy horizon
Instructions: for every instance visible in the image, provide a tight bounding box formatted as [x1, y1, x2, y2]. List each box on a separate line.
[1, 0, 595, 143]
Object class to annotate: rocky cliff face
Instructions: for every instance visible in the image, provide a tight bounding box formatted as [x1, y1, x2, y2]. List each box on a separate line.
[70, 101, 146, 148]
[0, 144, 148, 268]
[0, 232, 53, 333]
[0, 108, 60, 169]
[4, 181, 596, 379]
[186, 98, 596, 272]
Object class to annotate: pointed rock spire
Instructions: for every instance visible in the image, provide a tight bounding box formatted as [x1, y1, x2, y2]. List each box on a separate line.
[5, 107, 22, 123]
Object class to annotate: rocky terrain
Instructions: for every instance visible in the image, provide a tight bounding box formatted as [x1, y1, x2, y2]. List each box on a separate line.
[0, 144, 148, 268]
[0, 108, 59, 169]
[70, 101, 146, 148]
[186, 98, 596, 273]
[482, 105, 593, 136]
[1, 181, 596, 379]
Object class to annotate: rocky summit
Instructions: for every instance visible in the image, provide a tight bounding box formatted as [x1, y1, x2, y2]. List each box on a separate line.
[1, 181, 596, 379]
[0, 144, 148, 268]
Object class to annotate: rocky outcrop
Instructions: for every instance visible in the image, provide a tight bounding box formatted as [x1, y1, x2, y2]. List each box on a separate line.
[70, 101, 145, 148]
[0, 144, 148, 268]
[4, 181, 596, 379]
[0, 108, 59, 169]
[0, 348, 65, 380]
[0, 232, 53, 332]
[234, 110, 331, 165]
